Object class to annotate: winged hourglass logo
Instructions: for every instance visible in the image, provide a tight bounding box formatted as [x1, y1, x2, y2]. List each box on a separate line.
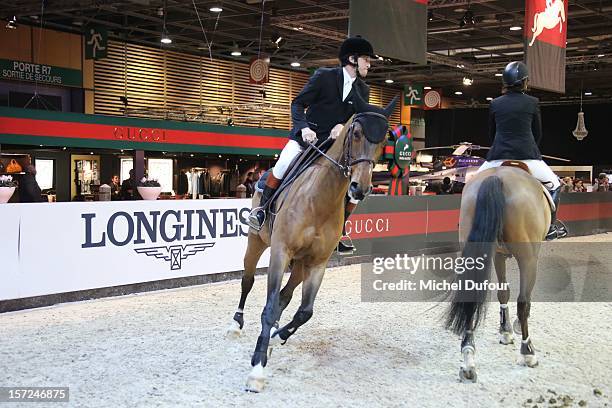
[134, 243, 215, 270]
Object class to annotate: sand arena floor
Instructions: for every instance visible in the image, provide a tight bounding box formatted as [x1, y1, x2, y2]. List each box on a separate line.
[1, 234, 610, 407]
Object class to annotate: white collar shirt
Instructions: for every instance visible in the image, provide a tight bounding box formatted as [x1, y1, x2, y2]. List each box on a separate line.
[342, 67, 357, 102]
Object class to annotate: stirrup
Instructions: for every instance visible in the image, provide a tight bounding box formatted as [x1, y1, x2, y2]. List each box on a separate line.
[546, 221, 568, 241]
[337, 235, 356, 255]
[247, 207, 266, 231]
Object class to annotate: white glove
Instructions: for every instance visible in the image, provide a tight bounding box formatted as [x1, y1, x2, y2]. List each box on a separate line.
[301, 127, 317, 144]
[330, 124, 344, 140]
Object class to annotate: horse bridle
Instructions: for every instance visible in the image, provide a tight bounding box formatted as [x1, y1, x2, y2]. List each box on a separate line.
[308, 111, 389, 178]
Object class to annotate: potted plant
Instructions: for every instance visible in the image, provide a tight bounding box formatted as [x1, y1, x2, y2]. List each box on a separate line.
[137, 177, 162, 200]
[0, 175, 17, 203]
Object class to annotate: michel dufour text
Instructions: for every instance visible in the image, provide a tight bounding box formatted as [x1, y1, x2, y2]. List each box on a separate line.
[81, 208, 251, 248]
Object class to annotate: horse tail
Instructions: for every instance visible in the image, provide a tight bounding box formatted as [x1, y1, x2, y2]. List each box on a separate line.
[445, 175, 504, 335]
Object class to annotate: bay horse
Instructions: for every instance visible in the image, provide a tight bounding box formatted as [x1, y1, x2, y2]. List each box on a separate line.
[445, 165, 550, 382]
[228, 96, 397, 392]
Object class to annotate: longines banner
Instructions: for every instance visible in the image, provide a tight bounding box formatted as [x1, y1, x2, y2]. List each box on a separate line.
[0, 200, 270, 301]
[524, 0, 568, 93]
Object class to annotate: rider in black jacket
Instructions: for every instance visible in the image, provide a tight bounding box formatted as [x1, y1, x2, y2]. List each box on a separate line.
[247, 36, 376, 253]
[478, 61, 567, 240]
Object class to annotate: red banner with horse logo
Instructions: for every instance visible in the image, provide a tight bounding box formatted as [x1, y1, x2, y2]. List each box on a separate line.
[524, 0, 568, 93]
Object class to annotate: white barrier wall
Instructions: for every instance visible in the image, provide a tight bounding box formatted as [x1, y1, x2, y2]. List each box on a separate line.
[0, 200, 270, 301]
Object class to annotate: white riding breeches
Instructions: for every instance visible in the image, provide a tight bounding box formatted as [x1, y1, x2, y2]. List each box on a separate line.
[477, 159, 560, 190]
[272, 140, 304, 180]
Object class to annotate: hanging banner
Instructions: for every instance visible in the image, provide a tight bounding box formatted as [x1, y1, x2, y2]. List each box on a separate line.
[85, 26, 108, 60]
[0, 59, 82, 87]
[349, 0, 427, 65]
[249, 57, 269, 84]
[524, 0, 568, 93]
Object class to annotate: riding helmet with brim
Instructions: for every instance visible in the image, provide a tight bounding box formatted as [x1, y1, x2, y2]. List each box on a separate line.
[339, 36, 376, 60]
[502, 61, 529, 86]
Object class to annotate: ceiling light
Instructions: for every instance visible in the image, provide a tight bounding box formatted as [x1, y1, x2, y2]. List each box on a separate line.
[424, 86, 432, 90]
[459, 9, 474, 28]
[290, 58, 301, 67]
[274, 36, 283, 44]
[6, 16, 17, 29]
[486, 97, 493, 101]
[385, 79, 394, 84]
[161, 32, 172, 44]
[209, 6, 223, 13]
[190, 154, 194, 157]
[510, 26, 522, 31]
[456, 64, 465, 69]
[495, 73, 503, 77]
[462, 77, 473, 86]
[584, 92, 592, 96]
[293, 26, 303, 31]
[455, 91, 463, 95]
[230, 43, 242, 56]
[428, 10, 434, 21]
[597, 54, 605, 58]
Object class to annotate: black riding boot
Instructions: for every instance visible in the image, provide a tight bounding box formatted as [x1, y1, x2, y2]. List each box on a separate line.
[546, 187, 568, 240]
[247, 184, 277, 230]
[337, 202, 356, 255]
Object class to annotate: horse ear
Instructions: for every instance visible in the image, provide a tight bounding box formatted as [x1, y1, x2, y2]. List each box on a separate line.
[384, 96, 399, 117]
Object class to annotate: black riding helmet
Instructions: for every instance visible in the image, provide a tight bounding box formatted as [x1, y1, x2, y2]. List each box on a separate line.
[338, 36, 375, 62]
[502, 61, 529, 87]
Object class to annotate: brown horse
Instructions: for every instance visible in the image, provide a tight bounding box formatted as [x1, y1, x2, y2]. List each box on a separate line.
[227, 97, 397, 392]
[445, 165, 550, 382]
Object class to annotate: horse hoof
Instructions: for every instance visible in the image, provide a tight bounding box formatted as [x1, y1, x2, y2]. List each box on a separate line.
[512, 318, 522, 335]
[245, 364, 266, 393]
[520, 353, 539, 368]
[459, 367, 478, 383]
[499, 331, 514, 345]
[226, 320, 242, 339]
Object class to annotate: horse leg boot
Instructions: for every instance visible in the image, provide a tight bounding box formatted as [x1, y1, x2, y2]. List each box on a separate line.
[248, 173, 281, 230]
[459, 328, 478, 382]
[494, 253, 514, 345]
[546, 187, 567, 240]
[337, 199, 357, 255]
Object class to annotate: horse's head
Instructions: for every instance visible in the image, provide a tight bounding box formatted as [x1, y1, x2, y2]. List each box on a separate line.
[344, 95, 398, 201]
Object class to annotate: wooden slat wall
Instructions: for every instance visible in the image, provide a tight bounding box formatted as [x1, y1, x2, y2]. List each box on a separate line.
[94, 41, 401, 130]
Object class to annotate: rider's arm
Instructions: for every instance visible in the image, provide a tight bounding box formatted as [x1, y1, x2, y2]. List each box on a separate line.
[488, 105, 496, 143]
[291, 69, 323, 134]
[532, 100, 543, 145]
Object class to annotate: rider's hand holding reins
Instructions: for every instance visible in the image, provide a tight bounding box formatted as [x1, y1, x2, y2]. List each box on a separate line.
[330, 124, 344, 140]
[301, 127, 317, 144]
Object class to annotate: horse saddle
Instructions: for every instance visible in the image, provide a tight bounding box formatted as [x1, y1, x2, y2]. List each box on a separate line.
[256, 138, 335, 217]
[501, 160, 555, 212]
